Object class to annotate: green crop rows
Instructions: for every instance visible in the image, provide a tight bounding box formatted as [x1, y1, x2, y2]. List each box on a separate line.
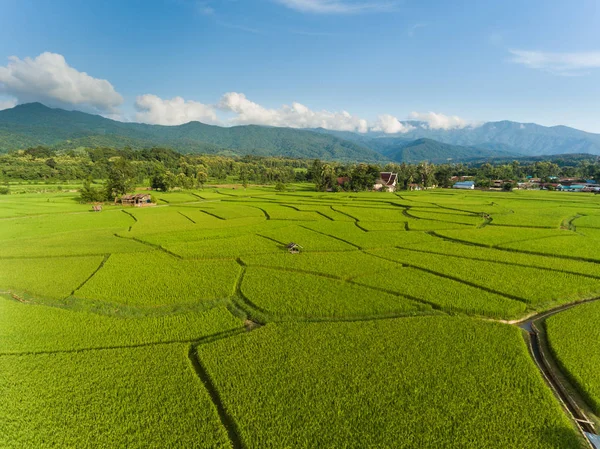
[2, 186, 599, 447]
[546, 301, 600, 415]
[197, 317, 581, 448]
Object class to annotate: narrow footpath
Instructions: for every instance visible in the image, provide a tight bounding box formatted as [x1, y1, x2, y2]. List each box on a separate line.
[515, 299, 600, 449]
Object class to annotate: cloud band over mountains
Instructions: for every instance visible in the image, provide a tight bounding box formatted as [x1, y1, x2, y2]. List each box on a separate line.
[1, 52, 474, 133]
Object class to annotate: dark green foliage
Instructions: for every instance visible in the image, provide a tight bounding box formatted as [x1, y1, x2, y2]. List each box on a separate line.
[502, 181, 515, 191]
[105, 157, 136, 199]
[79, 179, 107, 202]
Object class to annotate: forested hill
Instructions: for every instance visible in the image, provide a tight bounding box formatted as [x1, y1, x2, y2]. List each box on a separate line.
[0, 103, 383, 162]
[384, 138, 515, 163]
[316, 120, 600, 157]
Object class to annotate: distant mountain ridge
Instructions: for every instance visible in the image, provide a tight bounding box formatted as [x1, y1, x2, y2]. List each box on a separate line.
[2, 102, 600, 162]
[0, 103, 384, 162]
[360, 120, 600, 156]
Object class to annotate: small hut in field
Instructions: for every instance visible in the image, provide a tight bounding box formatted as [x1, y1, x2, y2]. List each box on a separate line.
[117, 193, 154, 207]
[92, 203, 102, 212]
[286, 242, 302, 254]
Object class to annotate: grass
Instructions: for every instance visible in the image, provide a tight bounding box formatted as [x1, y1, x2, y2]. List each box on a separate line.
[0, 295, 241, 353]
[2, 186, 599, 448]
[76, 251, 241, 307]
[0, 344, 231, 449]
[0, 256, 104, 300]
[545, 301, 600, 415]
[197, 316, 582, 448]
[241, 266, 429, 319]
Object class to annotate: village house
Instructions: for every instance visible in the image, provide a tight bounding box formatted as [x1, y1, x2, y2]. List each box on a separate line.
[373, 172, 398, 192]
[117, 193, 154, 207]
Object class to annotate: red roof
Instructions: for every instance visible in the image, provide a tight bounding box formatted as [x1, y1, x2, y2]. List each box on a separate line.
[379, 172, 398, 186]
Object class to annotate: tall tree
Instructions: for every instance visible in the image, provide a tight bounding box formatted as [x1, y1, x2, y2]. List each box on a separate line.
[105, 157, 136, 199]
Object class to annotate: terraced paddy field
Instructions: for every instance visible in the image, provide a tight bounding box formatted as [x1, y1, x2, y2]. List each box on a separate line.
[2, 186, 600, 448]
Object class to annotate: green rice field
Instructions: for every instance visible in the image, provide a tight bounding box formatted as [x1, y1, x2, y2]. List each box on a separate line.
[2, 186, 600, 448]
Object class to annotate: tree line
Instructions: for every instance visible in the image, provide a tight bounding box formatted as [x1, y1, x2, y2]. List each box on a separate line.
[1, 146, 599, 199]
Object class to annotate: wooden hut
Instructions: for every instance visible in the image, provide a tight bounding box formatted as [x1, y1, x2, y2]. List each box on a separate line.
[117, 193, 153, 207]
[286, 242, 302, 254]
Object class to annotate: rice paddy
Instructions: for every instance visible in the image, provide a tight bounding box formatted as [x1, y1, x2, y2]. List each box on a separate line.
[2, 186, 599, 448]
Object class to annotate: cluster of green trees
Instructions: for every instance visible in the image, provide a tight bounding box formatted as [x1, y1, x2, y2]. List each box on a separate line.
[2, 146, 599, 199]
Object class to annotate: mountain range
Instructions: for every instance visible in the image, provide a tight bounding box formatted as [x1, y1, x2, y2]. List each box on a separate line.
[1, 103, 600, 163]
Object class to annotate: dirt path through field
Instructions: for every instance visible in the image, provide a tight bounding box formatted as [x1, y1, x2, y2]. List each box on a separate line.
[512, 298, 600, 448]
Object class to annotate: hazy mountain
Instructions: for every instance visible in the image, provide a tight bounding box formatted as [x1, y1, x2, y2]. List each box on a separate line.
[312, 129, 517, 163]
[0, 103, 383, 162]
[365, 121, 600, 156]
[383, 138, 515, 163]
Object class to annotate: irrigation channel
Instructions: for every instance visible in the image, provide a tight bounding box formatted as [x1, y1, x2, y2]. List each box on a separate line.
[514, 298, 600, 449]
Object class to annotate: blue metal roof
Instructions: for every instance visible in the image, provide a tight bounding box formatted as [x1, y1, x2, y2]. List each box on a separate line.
[585, 432, 600, 449]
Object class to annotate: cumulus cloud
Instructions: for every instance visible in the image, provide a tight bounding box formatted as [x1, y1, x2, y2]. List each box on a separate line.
[371, 114, 414, 133]
[0, 52, 123, 113]
[218, 92, 369, 132]
[135, 94, 219, 125]
[509, 50, 600, 76]
[134, 92, 474, 135]
[408, 111, 471, 130]
[273, 0, 397, 14]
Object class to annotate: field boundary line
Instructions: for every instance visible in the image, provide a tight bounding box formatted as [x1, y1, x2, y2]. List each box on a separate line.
[177, 210, 197, 224]
[120, 209, 137, 232]
[232, 262, 272, 324]
[197, 209, 226, 220]
[365, 250, 530, 304]
[298, 224, 362, 250]
[255, 233, 287, 246]
[329, 205, 364, 223]
[188, 345, 246, 449]
[0, 328, 243, 357]
[428, 230, 600, 264]
[70, 254, 111, 297]
[245, 205, 271, 220]
[243, 262, 445, 313]
[113, 234, 183, 259]
[394, 246, 600, 281]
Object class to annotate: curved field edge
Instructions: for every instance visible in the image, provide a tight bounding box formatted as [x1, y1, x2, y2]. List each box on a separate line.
[0, 344, 232, 449]
[0, 294, 243, 354]
[196, 316, 585, 449]
[545, 301, 600, 416]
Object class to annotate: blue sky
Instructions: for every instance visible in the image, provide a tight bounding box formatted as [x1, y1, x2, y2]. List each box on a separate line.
[1, 0, 599, 132]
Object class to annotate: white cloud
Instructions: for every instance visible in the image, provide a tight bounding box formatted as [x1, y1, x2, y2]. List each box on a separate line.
[371, 114, 414, 133]
[134, 92, 475, 135]
[509, 50, 600, 76]
[135, 94, 219, 125]
[0, 52, 123, 113]
[218, 92, 369, 132]
[0, 97, 17, 110]
[273, 0, 397, 14]
[408, 111, 471, 130]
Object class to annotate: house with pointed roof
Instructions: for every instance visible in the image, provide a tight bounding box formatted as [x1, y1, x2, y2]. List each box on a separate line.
[374, 172, 398, 192]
